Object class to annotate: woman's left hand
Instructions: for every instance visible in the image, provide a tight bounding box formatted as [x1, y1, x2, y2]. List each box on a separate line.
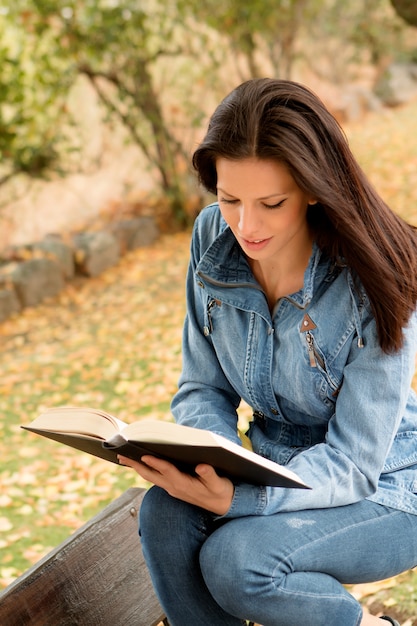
[118, 454, 234, 516]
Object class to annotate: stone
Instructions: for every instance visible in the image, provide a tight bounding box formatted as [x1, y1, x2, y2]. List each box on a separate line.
[374, 62, 417, 106]
[340, 86, 382, 122]
[0, 287, 21, 322]
[73, 231, 120, 277]
[34, 236, 75, 279]
[110, 217, 159, 254]
[11, 258, 65, 307]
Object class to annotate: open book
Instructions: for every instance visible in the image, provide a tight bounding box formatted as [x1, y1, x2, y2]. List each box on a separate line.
[22, 407, 310, 489]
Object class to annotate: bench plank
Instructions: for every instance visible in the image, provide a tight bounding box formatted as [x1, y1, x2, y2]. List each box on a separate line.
[0, 488, 166, 626]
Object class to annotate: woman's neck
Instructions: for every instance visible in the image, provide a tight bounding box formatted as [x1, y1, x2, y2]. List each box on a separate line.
[248, 237, 313, 310]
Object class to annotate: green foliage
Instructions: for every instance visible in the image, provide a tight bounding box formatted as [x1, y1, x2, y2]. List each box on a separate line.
[179, 0, 322, 79]
[1, 0, 206, 224]
[0, 6, 76, 185]
[323, 0, 406, 65]
[56, 0, 189, 218]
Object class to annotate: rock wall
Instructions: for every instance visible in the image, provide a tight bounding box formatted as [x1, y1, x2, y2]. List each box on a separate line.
[0, 216, 159, 324]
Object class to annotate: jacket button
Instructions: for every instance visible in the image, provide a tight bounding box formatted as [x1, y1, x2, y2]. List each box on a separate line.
[203, 326, 210, 336]
[271, 408, 278, 415]
[197, 280, 204, 288]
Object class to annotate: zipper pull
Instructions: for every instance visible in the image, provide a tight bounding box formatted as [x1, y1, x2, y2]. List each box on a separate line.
[206, 298, 221, 335]
[305, 332, 317, 367]
[300, 314, 318, 368]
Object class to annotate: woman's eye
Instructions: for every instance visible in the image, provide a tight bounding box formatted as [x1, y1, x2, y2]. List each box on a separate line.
[219, 197, 238, 205]
[263, 200, 285, 209]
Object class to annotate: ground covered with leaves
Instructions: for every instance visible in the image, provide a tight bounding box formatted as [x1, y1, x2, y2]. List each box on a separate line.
[0, 231, 189, 586]
[1, 101, 417, 623]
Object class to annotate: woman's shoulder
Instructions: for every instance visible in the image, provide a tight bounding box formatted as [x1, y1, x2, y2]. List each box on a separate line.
[195, 202, 225, 229]
[192, 202, 229, 252]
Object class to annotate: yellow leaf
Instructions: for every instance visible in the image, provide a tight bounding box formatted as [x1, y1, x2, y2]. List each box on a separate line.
[0, 517, 13, 532]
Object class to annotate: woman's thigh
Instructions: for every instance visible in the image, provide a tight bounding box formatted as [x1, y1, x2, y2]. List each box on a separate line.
[203, 500, 417, 585]
[199, 501, 417, 625]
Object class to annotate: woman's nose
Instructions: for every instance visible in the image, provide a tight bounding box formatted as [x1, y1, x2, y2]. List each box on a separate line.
[238, 204, 261, 237]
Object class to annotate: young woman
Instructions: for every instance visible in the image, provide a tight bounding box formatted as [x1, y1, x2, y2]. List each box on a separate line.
[119, 78, 417, 626]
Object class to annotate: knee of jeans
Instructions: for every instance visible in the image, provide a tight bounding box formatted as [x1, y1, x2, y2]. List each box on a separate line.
[140, 486, 208, 543]
[139, 486, 171, 538]
[199, 529, 257, 613]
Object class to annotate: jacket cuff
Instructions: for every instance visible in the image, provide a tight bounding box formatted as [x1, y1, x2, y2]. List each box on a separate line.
[220, 483, 268, 518]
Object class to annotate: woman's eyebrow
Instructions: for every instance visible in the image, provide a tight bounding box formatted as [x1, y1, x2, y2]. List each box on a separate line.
[217, 187, 287, 200]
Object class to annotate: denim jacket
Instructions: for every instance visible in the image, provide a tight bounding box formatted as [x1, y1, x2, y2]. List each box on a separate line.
[171, 204, 417, 518]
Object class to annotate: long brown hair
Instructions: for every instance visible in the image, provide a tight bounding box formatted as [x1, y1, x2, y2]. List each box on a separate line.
[192, 78, 417, 353]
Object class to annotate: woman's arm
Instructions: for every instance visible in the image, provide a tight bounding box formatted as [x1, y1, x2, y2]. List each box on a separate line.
[171, 209, 243, 444]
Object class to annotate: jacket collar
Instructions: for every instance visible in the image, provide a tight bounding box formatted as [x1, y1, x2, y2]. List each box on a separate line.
[196, 223, 327, 310]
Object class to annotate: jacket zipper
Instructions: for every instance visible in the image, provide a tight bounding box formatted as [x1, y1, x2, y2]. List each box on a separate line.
[305, 331, 325, 370]
[197, 271, 264, 293]
[206, 298, 218, 333]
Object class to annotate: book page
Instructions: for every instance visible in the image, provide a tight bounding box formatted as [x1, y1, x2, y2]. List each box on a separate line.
[24, 407, 127, 440]
[121, 419, 221, 446]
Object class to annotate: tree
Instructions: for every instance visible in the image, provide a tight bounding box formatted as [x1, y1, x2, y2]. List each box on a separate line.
[3, 0, 413, 227]
[180, 0, 322, 80]
[305, 0, 410, 86]
[390, 0, 417, 26]
[0, 8, 75, 190]
[3, 0, 211, 225]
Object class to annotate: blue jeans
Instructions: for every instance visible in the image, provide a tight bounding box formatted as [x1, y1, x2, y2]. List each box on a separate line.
[139, 486, 417, 626]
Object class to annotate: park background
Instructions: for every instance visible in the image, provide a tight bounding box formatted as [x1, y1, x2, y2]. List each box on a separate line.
[1, 1, 417, 623]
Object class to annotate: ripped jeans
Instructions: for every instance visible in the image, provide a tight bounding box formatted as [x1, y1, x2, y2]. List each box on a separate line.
[139, 486, 417, 626]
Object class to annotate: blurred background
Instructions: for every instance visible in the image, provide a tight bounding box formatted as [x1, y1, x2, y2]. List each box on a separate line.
[1, 0, 417, 247]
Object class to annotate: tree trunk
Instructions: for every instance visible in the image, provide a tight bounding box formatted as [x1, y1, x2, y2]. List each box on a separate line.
[80, 61, 190, 226]
[390, 0, 417, 26]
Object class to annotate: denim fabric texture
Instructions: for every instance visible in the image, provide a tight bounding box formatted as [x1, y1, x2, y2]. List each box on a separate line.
[140, 203, 417, 625]
[171, 203, 417, 517]
[140, 486, 417, 626]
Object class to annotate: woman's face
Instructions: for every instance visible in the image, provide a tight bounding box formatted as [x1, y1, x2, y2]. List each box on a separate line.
[216, 157, 315, 265]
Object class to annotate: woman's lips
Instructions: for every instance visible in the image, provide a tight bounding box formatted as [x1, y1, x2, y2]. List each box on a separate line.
[241, 237, 272, 251]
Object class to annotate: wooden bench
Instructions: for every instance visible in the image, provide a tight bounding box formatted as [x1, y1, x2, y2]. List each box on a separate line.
[0, 488, 169, 626]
